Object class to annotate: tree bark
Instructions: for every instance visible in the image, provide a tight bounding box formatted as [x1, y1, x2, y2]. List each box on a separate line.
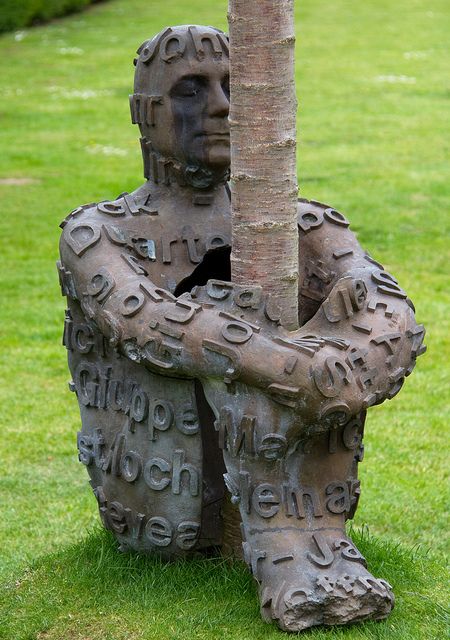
[223, 0, 299, 556]
[228, 0, 299, 330]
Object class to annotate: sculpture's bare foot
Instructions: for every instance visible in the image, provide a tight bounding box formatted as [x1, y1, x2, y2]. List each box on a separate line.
[244, 528, 394, 633]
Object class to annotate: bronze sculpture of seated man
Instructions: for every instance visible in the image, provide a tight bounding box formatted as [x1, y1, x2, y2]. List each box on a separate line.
[57, 25, 425, 632]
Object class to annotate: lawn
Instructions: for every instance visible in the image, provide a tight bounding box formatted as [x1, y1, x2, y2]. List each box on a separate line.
[0, 0, 448, 638]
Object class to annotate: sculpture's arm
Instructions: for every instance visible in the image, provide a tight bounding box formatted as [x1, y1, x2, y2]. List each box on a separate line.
[287, 265, 425, 430]
[57, 209, 317, 403]
[58, 203, 425, 431]
[297, 198, 392, 324]
[281, 198, 427, 429]
[188, 267, 424, 435]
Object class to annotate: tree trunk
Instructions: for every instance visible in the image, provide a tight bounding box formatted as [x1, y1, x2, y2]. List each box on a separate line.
[228, 0, 299, 330]
[222, 0, 299, 557]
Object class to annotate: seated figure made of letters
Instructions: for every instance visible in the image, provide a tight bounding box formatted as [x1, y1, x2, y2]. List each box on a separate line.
[57, 25, 426, 633]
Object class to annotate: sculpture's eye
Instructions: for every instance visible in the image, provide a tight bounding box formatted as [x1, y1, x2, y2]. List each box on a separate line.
[171, 77, 205, 98]
[221, 74, 230, 99]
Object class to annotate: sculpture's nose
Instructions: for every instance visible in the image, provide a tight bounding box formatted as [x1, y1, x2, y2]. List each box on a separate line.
[208, 79, 229, 118]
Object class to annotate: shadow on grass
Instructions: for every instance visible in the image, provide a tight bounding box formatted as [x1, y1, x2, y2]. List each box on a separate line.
[1, 526, 447, 640]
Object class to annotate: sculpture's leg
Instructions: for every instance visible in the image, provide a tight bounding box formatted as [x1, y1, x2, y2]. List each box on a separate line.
[68, 302, 225, 557]
[83, 377, 224, 558]
[82, 375, 218, 558]
[206, 382, 394, 632]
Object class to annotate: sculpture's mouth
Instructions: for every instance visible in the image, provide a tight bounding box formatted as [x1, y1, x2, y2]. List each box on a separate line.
[197, 132, 230, 140]
[207, 133, 230, 138]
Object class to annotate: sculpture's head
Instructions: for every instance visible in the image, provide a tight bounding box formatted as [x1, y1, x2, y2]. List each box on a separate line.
[131, 25, 230, 188]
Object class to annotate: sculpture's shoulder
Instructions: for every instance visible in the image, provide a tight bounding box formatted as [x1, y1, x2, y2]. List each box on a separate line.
[59, 189, 156, 231]
[58, 200, 102, 269]
[297, 195, 389, 260]
[296, 196, 367, 263]
[297, 197, 356, 241]
[59, 200, 99, 231]
[58, 188, 160, 262]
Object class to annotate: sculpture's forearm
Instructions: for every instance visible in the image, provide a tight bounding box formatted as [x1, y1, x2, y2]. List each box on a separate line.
[59, 208, 425, 431]
[58, 221, 312, 402]
[287, 265, 425, 430]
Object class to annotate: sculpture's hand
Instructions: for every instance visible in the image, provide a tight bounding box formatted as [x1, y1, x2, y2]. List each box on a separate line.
[281, 266, 425, 431]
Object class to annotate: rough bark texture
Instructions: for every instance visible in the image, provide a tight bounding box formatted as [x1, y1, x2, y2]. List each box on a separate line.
[228, 0, 299, 330]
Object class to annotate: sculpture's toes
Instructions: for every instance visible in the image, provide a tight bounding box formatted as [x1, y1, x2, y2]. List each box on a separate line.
[260, 571, 394, 633]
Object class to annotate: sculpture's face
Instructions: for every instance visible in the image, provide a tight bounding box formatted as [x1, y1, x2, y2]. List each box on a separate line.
[133, 26, 230, 177]
[167, 56, 230, 172]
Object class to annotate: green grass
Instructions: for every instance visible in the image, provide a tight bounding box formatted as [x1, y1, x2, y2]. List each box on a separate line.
[0, 0, 449, 638]
[0, 526, 447, 640]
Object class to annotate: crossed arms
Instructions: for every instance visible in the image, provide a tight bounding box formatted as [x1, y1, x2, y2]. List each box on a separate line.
[58, 199, 425, 431]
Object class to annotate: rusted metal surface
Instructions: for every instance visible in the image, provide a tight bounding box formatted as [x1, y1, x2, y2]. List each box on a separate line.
[57, 25, 426, 632]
